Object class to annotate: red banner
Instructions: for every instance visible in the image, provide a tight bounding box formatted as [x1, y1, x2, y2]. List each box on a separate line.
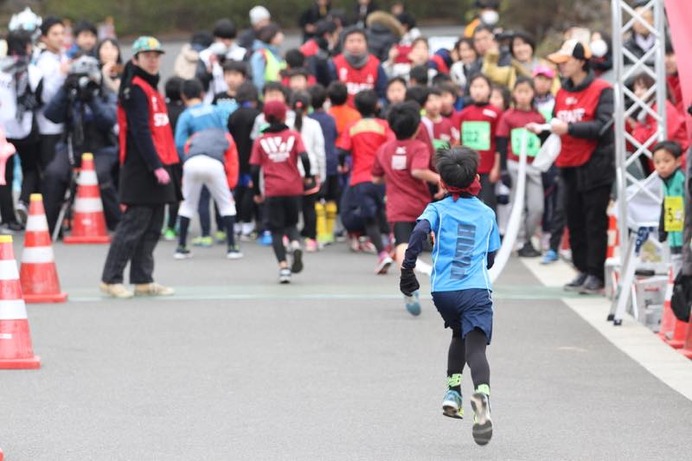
[665, 0, 692, 139]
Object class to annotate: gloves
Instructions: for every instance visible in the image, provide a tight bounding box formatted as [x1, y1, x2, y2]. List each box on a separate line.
[400, 267, 420, 297]
[501, 170, 512, 189]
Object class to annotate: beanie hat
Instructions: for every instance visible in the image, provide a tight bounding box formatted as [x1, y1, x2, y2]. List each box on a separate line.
[249, 6, 271, 26]
[263, 101, 287, 123]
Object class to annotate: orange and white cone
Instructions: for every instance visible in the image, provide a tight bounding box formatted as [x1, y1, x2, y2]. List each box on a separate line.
[658, 267, 676, 341]
[606, 214, 619, 259]
[20, 194, 67, 303]
[63, 153, 110, 244]
[0, 235, 41, 369]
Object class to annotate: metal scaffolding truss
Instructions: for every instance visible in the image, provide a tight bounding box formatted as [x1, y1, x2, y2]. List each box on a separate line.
[609, 0, 667, 325]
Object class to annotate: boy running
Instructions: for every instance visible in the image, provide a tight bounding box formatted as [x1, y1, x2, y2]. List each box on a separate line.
[372, 101, 440, 315]
[250, 101, 313, 283]
[337, 89, 395, 273]
[400, 146, 499, 446]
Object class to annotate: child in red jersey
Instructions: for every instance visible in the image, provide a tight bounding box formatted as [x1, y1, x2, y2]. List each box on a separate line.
[423, 87, 460, 151]
[372, 101, 441, 315]
[250, 101, 314, 284]
[337, 89, 396, 274]
[438, 82, 461, 120]
[455, 74, 502, 211]
[496, 77, 546, 257]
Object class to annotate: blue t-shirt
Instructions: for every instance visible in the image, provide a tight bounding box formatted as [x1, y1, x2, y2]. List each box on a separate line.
[419, 196, 501, 292]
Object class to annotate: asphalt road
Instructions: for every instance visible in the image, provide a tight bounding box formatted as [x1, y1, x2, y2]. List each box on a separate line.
[1, 236, 691, 460]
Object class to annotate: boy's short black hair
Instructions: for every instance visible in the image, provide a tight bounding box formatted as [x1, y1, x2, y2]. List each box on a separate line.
[435, 147, 479, 189]
[409, 65, 429, 86]
[74, 20, 97, 38]
[307, 84, 327, 110]
[436, 81, 459, 97]
[181, 78, 204, 100]
[354, 90, 379, 117]
[222, 60, 248, 76]
[40, 17, 63, 37]
[387, 101, 421, 140]
[285, 49, 306, 69]
[236, 81, 259, 104]
[262, 81, 289, 99]
[431, 73, 452, 86]
[165, 76, 184, 102]
[327, 81, 348, 106]
[405, 85, 429, 106]
[386, 76, 407, 90]
[653, 140, 683, 159]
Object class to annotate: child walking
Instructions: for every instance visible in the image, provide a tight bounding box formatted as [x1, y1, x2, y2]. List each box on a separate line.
[400, 146, 500, 446]
[250, 101, 313, 283]
[372, 101, 440, 315]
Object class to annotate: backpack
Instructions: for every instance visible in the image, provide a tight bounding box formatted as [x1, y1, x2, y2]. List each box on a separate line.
[671, 272, 692, 322]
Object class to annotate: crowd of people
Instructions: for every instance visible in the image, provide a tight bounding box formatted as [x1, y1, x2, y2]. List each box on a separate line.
[1, 0, 686, 446]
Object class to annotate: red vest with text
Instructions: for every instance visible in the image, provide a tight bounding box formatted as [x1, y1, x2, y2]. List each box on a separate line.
[332, 54, 380, 107]
[554, 78, 611, 167]
[118, 76, 178, 165]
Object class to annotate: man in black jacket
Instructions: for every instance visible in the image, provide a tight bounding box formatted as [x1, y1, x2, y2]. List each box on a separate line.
[100, 36, 181, 298]
[43, 55, 121, 235]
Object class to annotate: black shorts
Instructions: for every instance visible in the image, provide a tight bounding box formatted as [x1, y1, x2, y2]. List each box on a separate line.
[265, 196, 301, 231]
[432, 289, 493, 344]
[392, 221, 416, 246]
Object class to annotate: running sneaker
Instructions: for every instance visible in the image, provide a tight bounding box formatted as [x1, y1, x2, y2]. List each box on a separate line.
[470, 391, 493, 446]
[305, 238, 319, 253]
[375, 252, 393, 275]
[162, 227, 177, 241]
[134, 282, 175, 296]
[15, 201, 28, 226]
[240, 232, 254, 242]
[279, 267, 292, 284]
[174, 246, 192, 259]
[541, 249, 559, 265]
[404, 291, 421, 316]
[192, 236, 213, 247]
[226, 245, 244, 260]
[442, 389, 464, 419]
[291, 247, 304, 273]
[214, 230, 227, 244]
[359, 237, 377, 254]
[517, 242, 541, 258]
[259, 231, 273, 246]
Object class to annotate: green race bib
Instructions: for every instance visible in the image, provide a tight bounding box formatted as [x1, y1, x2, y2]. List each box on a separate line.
[510, 128, 541, 157]
[462, 121, 491, 151]
[664, 196, 684, 232]
[433, 139, 451, 151]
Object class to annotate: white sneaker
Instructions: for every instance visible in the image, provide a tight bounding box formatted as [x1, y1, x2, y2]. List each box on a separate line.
[100, 283, 134, 299]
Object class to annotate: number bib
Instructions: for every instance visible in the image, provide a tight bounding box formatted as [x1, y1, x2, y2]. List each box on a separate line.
[461, 121, 491, 151]
[664, 196, 684, 232]
[510, 128, 541, 157]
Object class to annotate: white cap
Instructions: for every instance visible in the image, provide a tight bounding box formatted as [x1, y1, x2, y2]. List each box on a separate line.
[249, 6, 271, 26]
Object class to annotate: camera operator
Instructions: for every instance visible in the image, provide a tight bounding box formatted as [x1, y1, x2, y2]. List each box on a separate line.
[42, 54, 121, 236]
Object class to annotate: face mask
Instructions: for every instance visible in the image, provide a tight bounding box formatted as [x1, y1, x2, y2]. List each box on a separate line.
[480, 10, 499, 26]
[590, 39, 608, 58]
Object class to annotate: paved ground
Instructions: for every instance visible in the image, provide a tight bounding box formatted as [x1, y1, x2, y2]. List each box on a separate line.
[1, 234, 692, 460]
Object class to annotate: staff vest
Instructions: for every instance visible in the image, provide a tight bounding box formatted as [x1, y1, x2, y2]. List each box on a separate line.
[554, 78, 611, 167]
[262, 48, 286, 83]
[332, 54, 380, 107]
[118, 76, 178, 165]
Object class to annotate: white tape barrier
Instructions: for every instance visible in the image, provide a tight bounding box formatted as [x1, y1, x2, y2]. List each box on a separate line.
[488, 129, 529, 283]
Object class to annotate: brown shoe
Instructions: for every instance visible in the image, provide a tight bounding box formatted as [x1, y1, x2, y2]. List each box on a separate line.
[134, 282, 175, 296]
[100, 283, 134, 299]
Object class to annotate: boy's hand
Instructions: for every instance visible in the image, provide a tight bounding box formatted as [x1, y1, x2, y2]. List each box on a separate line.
[253, 195, 264, 204]
[400, 268, 420, 297]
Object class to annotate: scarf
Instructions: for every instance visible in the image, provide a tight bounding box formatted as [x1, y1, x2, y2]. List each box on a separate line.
[443, 176, 482, 201]
[343, 51, 369, 69]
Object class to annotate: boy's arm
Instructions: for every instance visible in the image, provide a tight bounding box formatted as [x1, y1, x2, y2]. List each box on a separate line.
[487, 251, 497, 269]
[402, 219, 432, 270]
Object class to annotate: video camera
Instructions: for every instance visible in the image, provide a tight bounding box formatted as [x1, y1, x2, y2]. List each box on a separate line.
[65, 55, 102, 102]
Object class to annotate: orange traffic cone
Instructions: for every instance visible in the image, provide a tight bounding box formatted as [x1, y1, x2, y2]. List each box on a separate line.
[666, 319, 688, 349]
[658, 267, 676, 340]
[20, 194, 67, 303]
[63, 153, 110, 244]
[0, 235, 41, 369]
[606, 214, 619, 259]
[679, 310, 692, 358]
